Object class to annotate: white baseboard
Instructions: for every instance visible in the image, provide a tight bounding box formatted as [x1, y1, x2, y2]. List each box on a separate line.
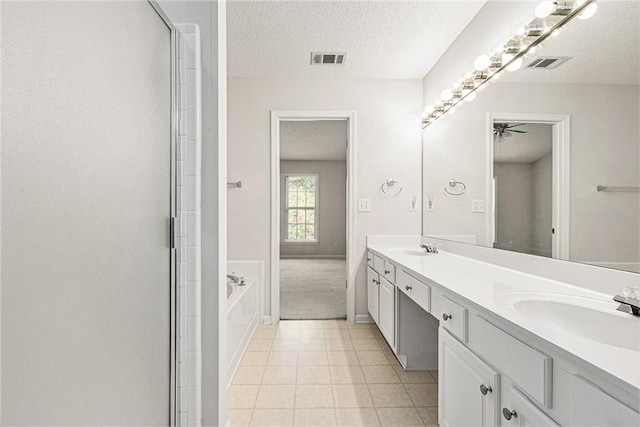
[355, 314, 374, 323]
[262, 315, 272, 325]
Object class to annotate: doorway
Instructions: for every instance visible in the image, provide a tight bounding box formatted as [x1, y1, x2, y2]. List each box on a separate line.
[270, 111, 356, 323]
[487, 113, 570, 260]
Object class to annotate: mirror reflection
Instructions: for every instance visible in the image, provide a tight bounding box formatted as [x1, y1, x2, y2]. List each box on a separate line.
[422, 1, 640, 273]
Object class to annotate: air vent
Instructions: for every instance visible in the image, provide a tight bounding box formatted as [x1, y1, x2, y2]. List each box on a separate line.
[526, 56, 572, 70]
[311, 52, 346, 66]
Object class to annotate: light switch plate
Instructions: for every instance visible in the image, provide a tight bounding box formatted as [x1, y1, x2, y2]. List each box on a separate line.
[471, 199, 485, 213]
[409, 197, 418, 212]
[358, 198, 372, 212]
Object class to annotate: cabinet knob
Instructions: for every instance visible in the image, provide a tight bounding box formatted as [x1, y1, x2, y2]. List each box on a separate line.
[384, 269, 390, 274]
[479, 384, 492, 395]
[502, 408, 517, 421]
[405, 285, 412, 291]
[442, 313, 452, 321]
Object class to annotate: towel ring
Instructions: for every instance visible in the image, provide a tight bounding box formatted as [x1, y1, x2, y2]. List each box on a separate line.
[381, 178, 403, 196]
[444, 179, 466, 196]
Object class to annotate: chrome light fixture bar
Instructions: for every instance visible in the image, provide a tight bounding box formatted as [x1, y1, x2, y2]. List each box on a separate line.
[422, 0, 598, 128]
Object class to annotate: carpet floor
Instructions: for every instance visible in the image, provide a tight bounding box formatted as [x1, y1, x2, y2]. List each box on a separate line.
[280, 258, 346, 320]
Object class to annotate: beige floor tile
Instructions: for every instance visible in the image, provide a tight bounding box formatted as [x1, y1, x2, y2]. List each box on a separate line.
[349, 329, 376, 340]
[298, 351, 328, 366]
[328, 351, 360, 366]
[248, 339, 275, 352]
[251, 409, 294, 426]
[376, 407, 424, 426]
[262, 366, 297, 385]
[416, 407, 438, 426]
[393, 366, 435, 384]
[356, 351, 389, 366]
[282, 320, 324, 329]
[295, 385, 334, 408]
[404, 384, 437, 407]
[377, 339, 393, 353]
[298, 339, 326, 351]
[325, 339, 354, 351]
[428, 371, 438, 382]
[271, 339, 300, 352]
[256, 324, 279, 331]
[268, 352, 298, 366]
[242, 352, 270, 367]
[368, 384, 413, 407]
[228, 385, 260, 409]
[323, 320, 349, 330]
[370, 329, 384, 340]
[382, 351, 401, 367]
[336, 408, 380, 426]
[234, 366, 266, 385]
[277, 329, 301, 340]
[351, 339, 381, 351]
[294, 408, 337, 426]
[332, 384, 374, 408]
[228, 409, 253, 427]
[362, 366, 401, 384]
[325, 329, 351, 339]
[254, 329, 277, 339]
[298, 329, 325, 340]
[255, 385, 296, 408]
[297, 366, 331, 384]
[329, 365, 366, 384]
[346, 323, 374, 329]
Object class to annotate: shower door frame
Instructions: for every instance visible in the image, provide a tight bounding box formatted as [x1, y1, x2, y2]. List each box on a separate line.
[270, 110, 357, 323]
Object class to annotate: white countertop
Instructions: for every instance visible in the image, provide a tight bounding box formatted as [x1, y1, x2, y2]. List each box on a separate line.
[367, 242, 640, 392]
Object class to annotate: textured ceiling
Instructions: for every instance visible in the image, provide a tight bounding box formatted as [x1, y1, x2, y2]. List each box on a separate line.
[280, 120, 347, 161]
[494, 123, 552, 163]
[502, 0, 640, 85]
[227, 0, 486, 79]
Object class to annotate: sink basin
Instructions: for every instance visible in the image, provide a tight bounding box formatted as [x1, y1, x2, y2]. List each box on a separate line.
[501, 292, 640, 352]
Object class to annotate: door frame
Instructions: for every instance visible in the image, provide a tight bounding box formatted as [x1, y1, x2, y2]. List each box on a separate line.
[486, 112, 571, 260]
[270, 110, 357, 323]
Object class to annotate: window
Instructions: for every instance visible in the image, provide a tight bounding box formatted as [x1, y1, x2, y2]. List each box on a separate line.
[284, 175, 318, 242]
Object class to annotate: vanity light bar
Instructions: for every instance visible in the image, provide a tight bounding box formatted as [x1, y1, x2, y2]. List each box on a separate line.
[421, 0, 598, 128]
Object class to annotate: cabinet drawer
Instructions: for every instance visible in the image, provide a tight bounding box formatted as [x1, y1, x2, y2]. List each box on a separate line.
[471, 317, 552, 408]
[438, 295, 468, 343]
[373, 254, 385, 274]
[383, 261, 396, 284]
[367, 251, 374, 268]
[397, 269, 430, 312]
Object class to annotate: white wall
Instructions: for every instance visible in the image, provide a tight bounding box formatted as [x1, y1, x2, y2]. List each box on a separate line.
[494, 163, 533, 253]
[228, 78, 422, 317]
[532, 152, 552, 257]
[422, 81, 639, 269]
[280, 160, 347, 258]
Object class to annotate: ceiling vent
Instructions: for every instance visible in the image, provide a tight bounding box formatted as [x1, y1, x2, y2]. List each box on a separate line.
[311, 52, 346, 66]
[525, 56, 572, 70]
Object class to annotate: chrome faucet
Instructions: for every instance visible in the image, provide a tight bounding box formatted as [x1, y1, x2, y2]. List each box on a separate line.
[227, 273, 241, 284]
[613, 288, 640, 316]
[420, 243, 439, 254]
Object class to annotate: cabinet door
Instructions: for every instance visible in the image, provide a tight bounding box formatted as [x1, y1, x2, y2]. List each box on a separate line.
[367, 266, 379, 324]
[379, 277, 395, 347]
[502, 386, 559, 427]
[439, 328, 500, 427]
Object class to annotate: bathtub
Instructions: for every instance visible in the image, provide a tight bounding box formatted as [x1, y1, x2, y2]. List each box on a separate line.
[226, 276, 258, 388]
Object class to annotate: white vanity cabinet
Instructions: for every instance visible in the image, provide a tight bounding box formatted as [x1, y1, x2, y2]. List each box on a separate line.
[501, 386, 559, 427]
[439, 328, 500, 427]
[367, 266, 379, 324]
[378, 277, 395, 346]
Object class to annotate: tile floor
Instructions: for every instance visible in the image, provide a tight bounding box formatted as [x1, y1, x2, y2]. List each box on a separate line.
[227, 320, 438, 426]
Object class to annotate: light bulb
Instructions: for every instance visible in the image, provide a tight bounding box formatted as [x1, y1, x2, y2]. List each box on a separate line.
[466, 92, 477, 102]
[473, 54, 492, 71]
[577, 1, 598, 19]
[424, 105, 433, 114]
[441, 89, 453, 101]
[506, 57, 523, 72]
[535, 1, 556, 19]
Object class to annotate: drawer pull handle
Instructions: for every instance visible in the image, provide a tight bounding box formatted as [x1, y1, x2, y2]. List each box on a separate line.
[479, 384, 492, 395]
[502, 408, 517, 421]
[442, 313, 452, 321]
[405, 285, 412, 291]
[384, 269, 390, 274]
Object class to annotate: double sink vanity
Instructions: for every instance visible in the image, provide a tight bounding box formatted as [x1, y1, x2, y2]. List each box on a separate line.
[366, 236, 640, 427]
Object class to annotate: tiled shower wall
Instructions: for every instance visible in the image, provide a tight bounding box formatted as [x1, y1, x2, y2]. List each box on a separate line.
[176, 24, 202, 427]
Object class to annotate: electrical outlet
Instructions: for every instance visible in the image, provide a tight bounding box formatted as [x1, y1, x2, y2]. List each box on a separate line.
[358, 199, 371, 212]
[409, 197, 418, 212]
[471, 199, 485, 213]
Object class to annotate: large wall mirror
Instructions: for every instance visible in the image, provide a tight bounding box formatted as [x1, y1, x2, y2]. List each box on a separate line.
[422, 0, 639, 274]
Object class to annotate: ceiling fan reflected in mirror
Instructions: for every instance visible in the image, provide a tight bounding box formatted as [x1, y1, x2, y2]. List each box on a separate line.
[493, 123, 527, 142]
